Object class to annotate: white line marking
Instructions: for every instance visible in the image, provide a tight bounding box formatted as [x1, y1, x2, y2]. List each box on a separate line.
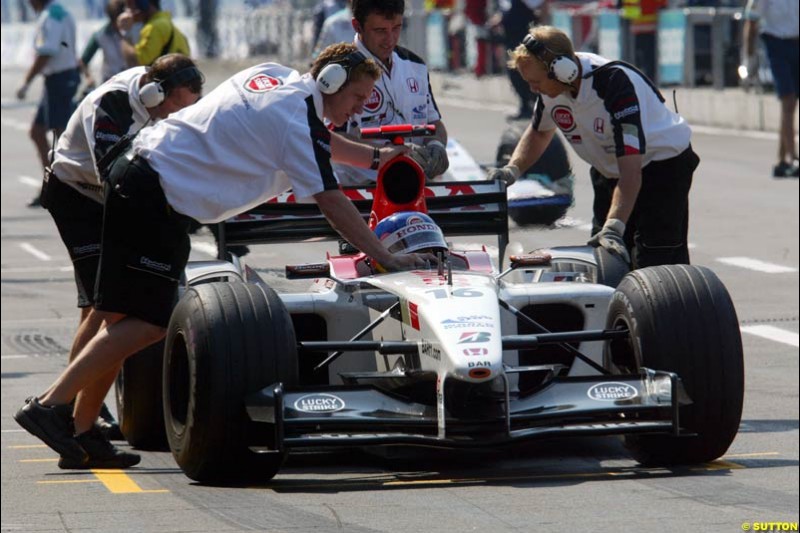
[191, 241, 218, 257]
[717, 257, 797, 274]
[18, 243, 51, 261]
[17, 175, 41, 188]
[437, 97, 795, 142]
[741, 325, 800, 347]
[1, 429, 26, 433]
[1, 265, 72, 274]
[0, 117, 29, 131]
[1, 355, 29, 359]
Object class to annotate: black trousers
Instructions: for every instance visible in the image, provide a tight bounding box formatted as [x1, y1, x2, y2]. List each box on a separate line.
[591, 146, 700, 269]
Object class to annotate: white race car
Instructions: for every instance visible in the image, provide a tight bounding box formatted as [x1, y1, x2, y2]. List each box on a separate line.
[116, 127, 744, 483]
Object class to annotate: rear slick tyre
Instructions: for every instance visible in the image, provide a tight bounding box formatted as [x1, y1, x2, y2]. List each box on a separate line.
[115, 341, 168, 450]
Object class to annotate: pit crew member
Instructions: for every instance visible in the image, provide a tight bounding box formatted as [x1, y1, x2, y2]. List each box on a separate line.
[32, 54, 203, 469]
[489, 25, 700, 268]
[334, 0, 450, 184]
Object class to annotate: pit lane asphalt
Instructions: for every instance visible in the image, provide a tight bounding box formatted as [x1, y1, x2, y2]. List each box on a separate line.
[1, 61, 797, 533]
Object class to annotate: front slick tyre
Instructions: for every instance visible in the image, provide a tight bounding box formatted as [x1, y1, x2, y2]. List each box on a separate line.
[605, 265, 744, 466]
[164, 282, 298, 484]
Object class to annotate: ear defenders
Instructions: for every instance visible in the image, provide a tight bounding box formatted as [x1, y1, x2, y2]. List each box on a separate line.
[523, 34, 579, 84]
[316, 50, 368, 95]
[139, 66, 204, 108]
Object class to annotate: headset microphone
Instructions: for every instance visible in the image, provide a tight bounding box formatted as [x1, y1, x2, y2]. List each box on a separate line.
[523, 34, 579, 84]
[139, 66, 204, 108]
[316, 50, 367, 95]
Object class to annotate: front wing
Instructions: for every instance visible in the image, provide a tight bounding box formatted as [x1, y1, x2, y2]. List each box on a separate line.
[244, 370, 688, 452]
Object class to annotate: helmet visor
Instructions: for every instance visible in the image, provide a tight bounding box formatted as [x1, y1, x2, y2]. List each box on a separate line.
[383, 224, 447, 254]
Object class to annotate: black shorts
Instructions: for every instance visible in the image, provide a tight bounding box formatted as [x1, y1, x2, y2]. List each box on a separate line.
[34, 68, 80, 131]
[591, 146, 700, 269]
[45, 174, 104, 308]
[95, 154, 192, 328]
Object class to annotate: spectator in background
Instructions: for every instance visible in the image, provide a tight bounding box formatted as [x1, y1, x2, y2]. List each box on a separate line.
[489, 0, 543, 121]
[744, 0, 799, 178]
[17, 0, 31, 21]
[79, 0, 127, 89]
[313, 0, 353, 58]
[197, 0, 219, 57]
[312, 0, 347, 51]
[620, 0, 666, 82]
[117, 0, 190, 66]
[16, 0, 80, 207]
[464, 0, 489, 77]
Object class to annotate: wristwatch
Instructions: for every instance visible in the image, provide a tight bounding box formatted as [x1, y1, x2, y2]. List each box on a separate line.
[370, 146, 380, 170]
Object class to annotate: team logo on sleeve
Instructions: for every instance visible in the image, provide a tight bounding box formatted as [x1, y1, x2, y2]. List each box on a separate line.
[365, 87, 384, 112]
[244, 74, 282, 93]
[551, 106, 576, 132]
[407, 77, 420, 93]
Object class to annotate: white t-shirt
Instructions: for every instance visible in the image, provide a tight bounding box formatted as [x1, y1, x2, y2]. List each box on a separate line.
[334, 37, 443, 185]
[744, 0, 799, 39]
[34, 0, 78, 75]
[532, 53, 692, 179]
[52, 67, 150, 203]
[134, 63, 339, 223]
[313, 8, 354, 57]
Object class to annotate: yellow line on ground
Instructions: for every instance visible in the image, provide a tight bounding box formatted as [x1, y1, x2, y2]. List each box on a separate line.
[692, 460, 745, 471]
[20, 458, 58, 463]
[91, 470, 169, 494]
[362, 462, 749, 488]
[723, 451, 781, 459]
[8, 445, 47, 449]
[384, 471, 616, 486]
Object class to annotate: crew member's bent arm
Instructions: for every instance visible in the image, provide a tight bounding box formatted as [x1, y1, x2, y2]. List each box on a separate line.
[330, 132, 409, 168]
[314, 189, 430, 271]
[606, 154, 643, 224]
[315, 189, 397, 264]
[509, 125, 555, 173]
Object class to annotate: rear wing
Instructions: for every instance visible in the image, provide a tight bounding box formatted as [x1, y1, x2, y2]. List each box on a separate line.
[215, 179, 509, 260]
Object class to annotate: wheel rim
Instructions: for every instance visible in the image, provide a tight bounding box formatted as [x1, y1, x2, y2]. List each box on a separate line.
[605, 315, 638, 374]
[167, 330, 191, 434]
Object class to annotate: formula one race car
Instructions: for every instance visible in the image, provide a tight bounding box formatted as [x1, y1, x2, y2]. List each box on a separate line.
[116, 126, 744, 483]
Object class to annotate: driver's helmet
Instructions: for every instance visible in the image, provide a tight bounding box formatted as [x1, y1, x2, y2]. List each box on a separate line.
[374, 211, 448, 255]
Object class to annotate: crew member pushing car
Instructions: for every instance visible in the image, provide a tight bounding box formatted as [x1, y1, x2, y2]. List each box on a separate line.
[14, 44, 435, 471]
[489, 26, 700, 269]
[17, 54, 203, 469]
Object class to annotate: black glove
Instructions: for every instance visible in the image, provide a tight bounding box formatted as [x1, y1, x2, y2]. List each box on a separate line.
[588, 218, 630, 264]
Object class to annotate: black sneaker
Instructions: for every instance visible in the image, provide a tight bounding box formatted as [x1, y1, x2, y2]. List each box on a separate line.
[773, 161, 800, 178]
[13, 397, 87, 465]
[58, 426, 140, 470]
[97, 402, 125, 441]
